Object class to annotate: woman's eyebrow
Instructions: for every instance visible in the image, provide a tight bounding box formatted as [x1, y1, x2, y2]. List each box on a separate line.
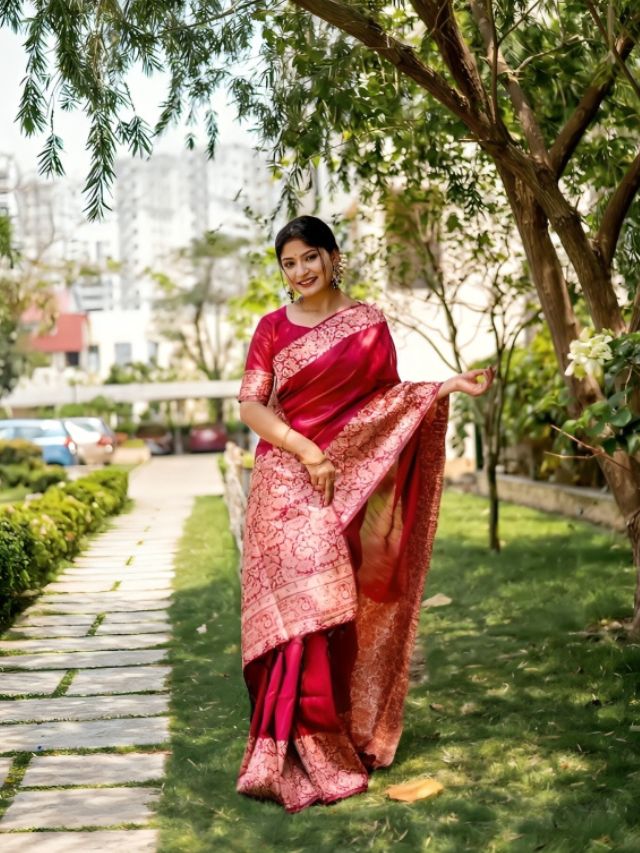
[281, 249, 318, 261]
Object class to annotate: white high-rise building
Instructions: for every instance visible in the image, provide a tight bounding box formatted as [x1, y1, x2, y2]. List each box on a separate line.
[115, 144, 278, 309]
[0, 153, 20, 234]
[8, 142, 278, 382]
[15, 174, 121, 312]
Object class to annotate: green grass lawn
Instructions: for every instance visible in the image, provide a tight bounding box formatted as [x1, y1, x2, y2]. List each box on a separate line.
[158, 492, 640, 853]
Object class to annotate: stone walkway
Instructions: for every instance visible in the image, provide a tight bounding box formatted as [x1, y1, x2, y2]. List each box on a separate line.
[0, 455, 223, 851]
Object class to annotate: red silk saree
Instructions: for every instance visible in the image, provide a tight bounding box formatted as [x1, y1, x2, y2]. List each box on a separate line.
[236, 301, 449, 813]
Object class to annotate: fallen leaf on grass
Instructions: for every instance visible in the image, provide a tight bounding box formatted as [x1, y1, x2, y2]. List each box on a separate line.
[461, 702, 480, 715]
[421, 593, 452, 609]
[196, 624, 207, 634]
[386, 777, 444, 802]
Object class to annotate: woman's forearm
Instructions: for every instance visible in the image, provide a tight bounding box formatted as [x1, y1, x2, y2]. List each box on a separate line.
[436, 377, 460, 399]
[239, 401, 324, 464]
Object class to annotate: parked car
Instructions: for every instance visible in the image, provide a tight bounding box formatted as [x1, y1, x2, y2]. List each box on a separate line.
[63, 418, 116, 465]
[135, 423, 174, 455]
[188, 423, 228, 453]
[0, 418, 79, 466]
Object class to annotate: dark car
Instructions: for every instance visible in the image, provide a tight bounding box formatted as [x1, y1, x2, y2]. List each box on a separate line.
[135, 423, 174, 455]
[188, 423, 228, 453]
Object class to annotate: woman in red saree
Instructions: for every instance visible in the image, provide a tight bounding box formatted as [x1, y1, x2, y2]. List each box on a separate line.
[237, 216, 495, 812]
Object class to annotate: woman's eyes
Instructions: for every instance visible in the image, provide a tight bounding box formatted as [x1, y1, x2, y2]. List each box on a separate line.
[283, 253, 317, 268]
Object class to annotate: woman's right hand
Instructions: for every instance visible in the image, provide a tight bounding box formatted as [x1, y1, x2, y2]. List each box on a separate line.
[300, 449, 336, 506]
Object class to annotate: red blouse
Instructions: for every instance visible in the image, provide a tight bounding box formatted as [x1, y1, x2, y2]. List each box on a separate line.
[238, 302, 401, 456]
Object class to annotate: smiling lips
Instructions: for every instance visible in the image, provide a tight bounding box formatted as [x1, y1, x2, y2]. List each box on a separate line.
[297, 277, 317, 287]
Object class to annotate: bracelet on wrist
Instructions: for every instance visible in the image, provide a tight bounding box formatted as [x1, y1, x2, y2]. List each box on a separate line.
[305, 456, 327, 466]
[281, 426, 292, 450]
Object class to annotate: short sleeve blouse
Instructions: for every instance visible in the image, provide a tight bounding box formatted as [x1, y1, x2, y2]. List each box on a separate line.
[237, 315, 275, 405]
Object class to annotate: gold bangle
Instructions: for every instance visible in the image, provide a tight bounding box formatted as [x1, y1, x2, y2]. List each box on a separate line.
[282, 426, 292, 450]
[302, 455, 327, 466]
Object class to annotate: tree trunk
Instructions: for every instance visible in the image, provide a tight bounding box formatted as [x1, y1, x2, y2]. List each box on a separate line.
[486, 446, 500, 551]
[499, 169, 640, 628]
[628, 507, 640, 635]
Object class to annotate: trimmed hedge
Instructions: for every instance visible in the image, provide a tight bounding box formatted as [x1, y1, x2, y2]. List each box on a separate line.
[0, 439, 67, 494]
[0, 463, 67, 493]
[0, 468, 129, 622]
[0, 439, 42, 466]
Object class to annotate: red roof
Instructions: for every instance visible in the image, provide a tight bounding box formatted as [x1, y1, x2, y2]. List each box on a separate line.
[29, 313, 89, 353]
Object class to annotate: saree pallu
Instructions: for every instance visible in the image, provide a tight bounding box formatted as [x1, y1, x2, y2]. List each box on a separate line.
[236, 302, 449, 812]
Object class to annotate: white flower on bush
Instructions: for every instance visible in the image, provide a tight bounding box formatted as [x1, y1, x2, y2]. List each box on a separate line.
[565, 327, 614, 382]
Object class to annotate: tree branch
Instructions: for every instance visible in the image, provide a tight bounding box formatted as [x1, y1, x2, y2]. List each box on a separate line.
[549, 18, 636, 176]
[629, 282, 640, 334]
[410, 0, 492, 118]
[595, 149, 640, 270]
[160, 0, 267, 33]
[288, 0, 489, 135]
[585, 1, 640, 101]
[468, 0, 549, 163]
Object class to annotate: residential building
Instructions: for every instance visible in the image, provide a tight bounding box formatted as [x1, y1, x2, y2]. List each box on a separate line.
[115, 144, 278, 309]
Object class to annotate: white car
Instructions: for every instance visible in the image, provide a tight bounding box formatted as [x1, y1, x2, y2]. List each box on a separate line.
[63, 419, 115, 465]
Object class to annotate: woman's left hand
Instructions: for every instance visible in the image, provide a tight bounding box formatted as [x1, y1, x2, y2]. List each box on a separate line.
[454, 365, 496, 397]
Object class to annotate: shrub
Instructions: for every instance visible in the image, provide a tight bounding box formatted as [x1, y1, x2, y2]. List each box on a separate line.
[0, 463, 67, 492]
[0, 440, 67, 494]
[27, 466, 67, 493]
[0, 468, 129, 622]
[0, 439, 42, 466]
[0, 515, 31, 620]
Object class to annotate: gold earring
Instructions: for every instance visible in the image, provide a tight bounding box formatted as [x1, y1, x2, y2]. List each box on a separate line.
[332, 256, 345, 288]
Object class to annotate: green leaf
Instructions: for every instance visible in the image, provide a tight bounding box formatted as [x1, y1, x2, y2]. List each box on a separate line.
[609, 408, 632, 427]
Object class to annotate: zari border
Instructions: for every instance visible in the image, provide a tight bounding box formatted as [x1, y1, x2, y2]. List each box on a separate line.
[273, 303, 385, 389]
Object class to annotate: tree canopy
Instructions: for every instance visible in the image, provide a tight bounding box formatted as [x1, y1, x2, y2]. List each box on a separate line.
[3, 0, 640, 619]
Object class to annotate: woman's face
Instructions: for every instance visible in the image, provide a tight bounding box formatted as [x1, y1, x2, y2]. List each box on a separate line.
[280, 239, 338, 299]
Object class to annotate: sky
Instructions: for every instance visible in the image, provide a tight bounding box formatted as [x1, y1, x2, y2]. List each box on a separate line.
[0, 27, 253, 184]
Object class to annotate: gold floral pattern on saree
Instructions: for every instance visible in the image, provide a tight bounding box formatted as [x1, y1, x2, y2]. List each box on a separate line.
[237, 368, 274, 405]
[237, 733, 368, 812]
[241, 445, 358, 667]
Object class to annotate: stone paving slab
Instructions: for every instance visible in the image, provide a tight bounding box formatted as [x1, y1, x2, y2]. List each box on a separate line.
[66, 666, 170, 696]
[34, 599, 170, 615]
[124, 556, 178, 562]
[117, 582, 172, 593]
[0, 786, 160, 829]
[97, 621, 170, 636]
[5, 625, 90, 639]
[15, 615, 95, 629]
[44, 580, 172, 594]
[89, 549, 178, 555]
[100, 611, 168, 624]
[41, 591, 171, 606]
[0, 756, 12, 785]
[0, 671, 65, 696]
[59, 569, 174, 578]
[0, 716, 169, 751]
[43, 589, 172, 603]
[69, 562, 174, 569]
[79, 545, 178, 551]
[0, 830, 158, 852]
[0, 634, 169, 654]
[0, 693, 169, 723]
[0, 649, 167, 671]
[22, 752, 168, 787]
